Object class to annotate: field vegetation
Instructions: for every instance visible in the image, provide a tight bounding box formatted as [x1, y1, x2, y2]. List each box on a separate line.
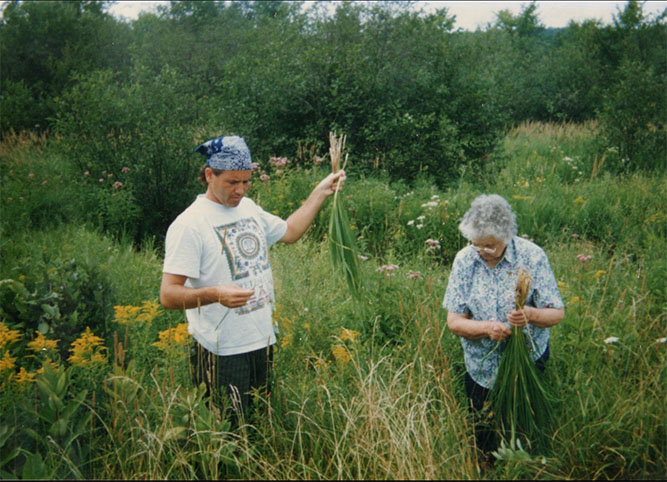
[0, 0, 665, 479]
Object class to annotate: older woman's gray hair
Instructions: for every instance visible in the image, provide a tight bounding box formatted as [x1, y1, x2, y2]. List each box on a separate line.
[459, 194, 517, 243]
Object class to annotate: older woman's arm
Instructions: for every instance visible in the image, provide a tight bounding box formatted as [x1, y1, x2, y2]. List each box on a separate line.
[507, 306, 565, 328]
[447, 311, 512, 342]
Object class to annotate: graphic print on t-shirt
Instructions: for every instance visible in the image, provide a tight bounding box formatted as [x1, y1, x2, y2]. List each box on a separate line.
[214, 218, 273, 314]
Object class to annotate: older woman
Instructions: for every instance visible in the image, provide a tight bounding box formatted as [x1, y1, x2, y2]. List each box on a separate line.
[442, 194, 564, 456]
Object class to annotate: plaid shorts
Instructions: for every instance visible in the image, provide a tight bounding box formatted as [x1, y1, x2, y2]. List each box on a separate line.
[190, 342, 274, 424]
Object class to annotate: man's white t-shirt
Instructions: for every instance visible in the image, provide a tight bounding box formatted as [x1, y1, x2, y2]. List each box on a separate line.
[163, 195, 288, 356]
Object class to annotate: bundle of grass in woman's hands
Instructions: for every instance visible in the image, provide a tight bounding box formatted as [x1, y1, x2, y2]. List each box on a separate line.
[328, 132, 361, 296]
[490, 267, 554, 451]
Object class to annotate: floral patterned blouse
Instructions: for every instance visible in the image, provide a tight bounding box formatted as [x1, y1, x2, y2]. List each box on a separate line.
[442, 236, 564, 388]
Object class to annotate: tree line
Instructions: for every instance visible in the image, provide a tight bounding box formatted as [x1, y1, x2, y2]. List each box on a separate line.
[1, 0, 665, 241]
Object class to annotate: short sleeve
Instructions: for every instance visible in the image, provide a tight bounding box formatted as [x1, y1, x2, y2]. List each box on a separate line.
[163, 222, 202, 279]
[257, 207, 288, 247]
[530, 251, 564, 309]
[443, 252, 471, 315]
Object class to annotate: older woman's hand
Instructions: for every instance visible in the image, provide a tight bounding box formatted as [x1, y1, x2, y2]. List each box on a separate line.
[507, 307, 532, 327]
[488, 321, 512, 342]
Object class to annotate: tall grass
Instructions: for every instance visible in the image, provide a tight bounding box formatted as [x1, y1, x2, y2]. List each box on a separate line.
[1, 122, 665, 479]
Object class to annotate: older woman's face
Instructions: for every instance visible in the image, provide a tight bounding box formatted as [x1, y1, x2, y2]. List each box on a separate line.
[471, 236, 506, 263]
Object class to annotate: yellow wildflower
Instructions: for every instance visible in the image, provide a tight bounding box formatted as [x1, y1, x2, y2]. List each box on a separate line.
[568, 296, 581, 305]
[113, 305, 141, 325]
[68, 327, 108, 367]
[27, 331, 59, 354]
[36, 357, 60, 375]
[573, 196, 587, 204]
[332, 344, 351, 363]
[512, 195, 534, 201]
[135, 300, 161, 324]
[0, 322, 22, 351]
[0, 351, 17, 372]
[593, 270, 607, 279]
[16, 367, 36, 385]
[152, 323, 192, 351]
[340, 328, 361, 342]
[557, 281, 568, 292]
[280, 334, 293, 348]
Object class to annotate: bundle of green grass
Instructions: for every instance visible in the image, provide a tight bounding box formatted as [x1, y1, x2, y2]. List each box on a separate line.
[328, 132, 361, 297]
[490, 267, 555, 452]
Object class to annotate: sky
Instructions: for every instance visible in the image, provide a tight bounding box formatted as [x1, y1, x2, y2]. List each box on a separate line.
[105, 1, 667, 30]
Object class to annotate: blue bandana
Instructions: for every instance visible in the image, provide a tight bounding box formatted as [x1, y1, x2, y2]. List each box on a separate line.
[195, 135, 252, 170]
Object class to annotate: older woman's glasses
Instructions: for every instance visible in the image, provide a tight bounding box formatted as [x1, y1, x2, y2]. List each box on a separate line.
[469, 244, 496, 254]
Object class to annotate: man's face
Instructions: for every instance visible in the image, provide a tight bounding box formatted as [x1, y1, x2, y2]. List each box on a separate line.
[205, 168, 252, 207]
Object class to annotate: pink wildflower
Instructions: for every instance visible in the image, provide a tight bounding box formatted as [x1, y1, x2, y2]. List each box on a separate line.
[84, 171, 90, 177]
[269, 156, 289, 168]
[113, 181, 123, 189]
[251, 162, 260, 170]
[407, 270, 422, 279]
[377, 264, 399, 276]
[260, 174, 270, 182]
[121, 167, 130, 173]
[576, 254, 592, 264]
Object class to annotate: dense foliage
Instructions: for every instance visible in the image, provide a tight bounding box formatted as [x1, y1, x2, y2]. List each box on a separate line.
[2, 1, 665, 242]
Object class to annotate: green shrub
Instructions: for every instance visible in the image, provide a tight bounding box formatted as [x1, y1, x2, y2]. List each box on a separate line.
[52, 67, 203, 244]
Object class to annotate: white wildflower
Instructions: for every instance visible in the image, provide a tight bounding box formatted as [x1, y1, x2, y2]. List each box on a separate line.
[604, 336, 619, 344]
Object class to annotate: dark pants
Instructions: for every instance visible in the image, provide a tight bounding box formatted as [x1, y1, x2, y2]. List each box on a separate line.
[465, 344, 550, 453]
[190, 342, 274, 429]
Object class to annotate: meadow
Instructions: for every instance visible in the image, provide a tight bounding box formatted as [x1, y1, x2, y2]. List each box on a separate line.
[0, 122, 665, 479]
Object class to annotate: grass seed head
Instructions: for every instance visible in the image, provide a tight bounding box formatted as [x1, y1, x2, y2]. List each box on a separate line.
[515, 267, 532, 309]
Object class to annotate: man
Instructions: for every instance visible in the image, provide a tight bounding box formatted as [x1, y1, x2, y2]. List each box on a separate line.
[160, 135, 345, 425]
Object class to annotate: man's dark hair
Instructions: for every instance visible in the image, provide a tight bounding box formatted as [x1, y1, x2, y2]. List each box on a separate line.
[199, 164, 224, 184]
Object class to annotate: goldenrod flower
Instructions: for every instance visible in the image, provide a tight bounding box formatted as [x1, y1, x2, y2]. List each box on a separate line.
[113, 305, 141, 325]
[152, 323, 192, 352]
[569, 296, 581, 305]
[340, 328, 361, 342]
[36, 357, 60, 375]
[280, 334, 293, 348]
[0, 322, 22, 351]
[136, 300, 161, 324]
[16, 367, 36, 386]
[593, 270, 607, 279]
[68, 327, 108, 367]
[114, 300, 161, 325]
[573, 196, 587, 204]
[0, 351, 17, 372]
[332, 344, 351, 363]
[27, 331, 59, 354]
